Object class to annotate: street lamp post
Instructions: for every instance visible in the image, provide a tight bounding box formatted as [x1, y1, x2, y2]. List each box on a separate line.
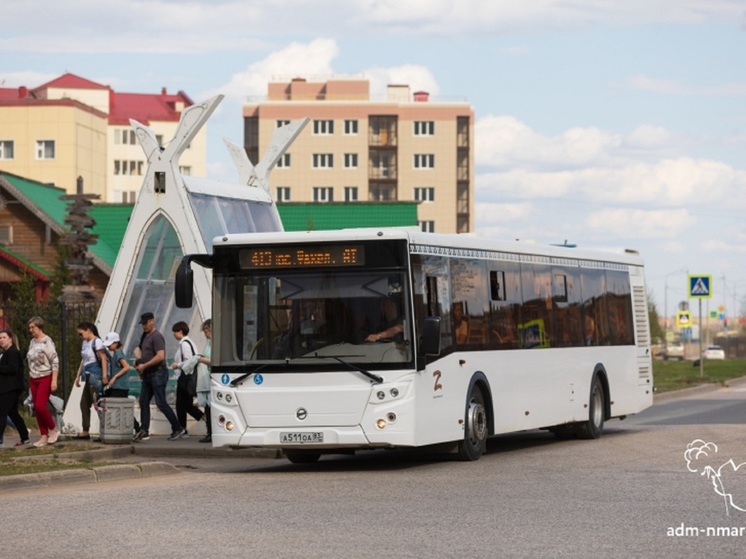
[664, 268, 688, 338]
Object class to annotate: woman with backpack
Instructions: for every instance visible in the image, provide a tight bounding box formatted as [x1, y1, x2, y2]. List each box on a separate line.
[73, 321, 109, 440]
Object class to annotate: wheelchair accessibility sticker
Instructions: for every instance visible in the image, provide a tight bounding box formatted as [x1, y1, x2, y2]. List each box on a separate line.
[221, 373, 230, 385]
[254, 373, 264, 385]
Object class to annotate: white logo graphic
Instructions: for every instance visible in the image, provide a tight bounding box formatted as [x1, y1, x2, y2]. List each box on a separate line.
[691, 278, 709, 295]
[685, 439, 746, 516]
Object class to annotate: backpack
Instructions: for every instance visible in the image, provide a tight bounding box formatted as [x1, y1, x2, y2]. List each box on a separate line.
[93, 337, 113, 377]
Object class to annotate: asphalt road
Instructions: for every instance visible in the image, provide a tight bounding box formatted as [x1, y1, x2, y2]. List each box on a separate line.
[3, 383, 745, 558]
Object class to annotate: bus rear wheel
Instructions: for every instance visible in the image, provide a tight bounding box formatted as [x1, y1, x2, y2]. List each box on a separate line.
[576, 375, 605, 440]
[284, 450, 321, 464]
[457, 385, 488, 461]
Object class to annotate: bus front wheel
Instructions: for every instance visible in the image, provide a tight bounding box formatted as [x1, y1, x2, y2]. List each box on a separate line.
[457, 385, 488, 461]
[577, 375, 605, 440]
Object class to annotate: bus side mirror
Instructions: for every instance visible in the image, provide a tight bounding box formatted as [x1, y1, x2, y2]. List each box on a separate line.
[174, 253, 214, 309]
[175, 258, 194, 309]
[420, 316, 441, 356]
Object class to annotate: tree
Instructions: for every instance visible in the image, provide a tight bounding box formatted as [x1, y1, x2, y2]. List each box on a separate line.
[8, 269, 36, 305]
[648, 295, 664, 342]
[49, 243, 72, 302]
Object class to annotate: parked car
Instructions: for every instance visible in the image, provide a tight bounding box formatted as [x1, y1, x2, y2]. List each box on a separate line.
[663, 341, 685, 361]
[702, 345, 726, 360]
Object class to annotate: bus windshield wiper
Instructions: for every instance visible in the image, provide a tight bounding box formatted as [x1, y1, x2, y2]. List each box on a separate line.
[312, 353, 383, 384]
[230, 364, 269, 387]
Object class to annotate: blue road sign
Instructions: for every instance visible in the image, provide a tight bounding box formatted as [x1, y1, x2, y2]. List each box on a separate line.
[688, 275, 712, 299]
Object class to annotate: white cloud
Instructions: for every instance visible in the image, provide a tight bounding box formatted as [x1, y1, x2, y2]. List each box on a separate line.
[357, 0, 743, 34]
[211, 39, 340, 101]
[204, 38, 440, 116]
[1, 1, 742, 54]
[365, 65, 440, 98]
[624, 125, 673, 150]
[628, 75, 746, 97]
[476, 115, 622, 169]
[586, 208, 697, 239]
[475, 202, 534, 225]
[474, 113, 746, 214]
[477, 158, 746, 209]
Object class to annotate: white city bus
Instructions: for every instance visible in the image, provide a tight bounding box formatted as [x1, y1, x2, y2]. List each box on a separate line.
[175, 229, 653, 463]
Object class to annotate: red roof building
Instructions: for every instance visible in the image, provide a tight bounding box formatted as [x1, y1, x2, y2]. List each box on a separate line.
[0, 73, 205, 203]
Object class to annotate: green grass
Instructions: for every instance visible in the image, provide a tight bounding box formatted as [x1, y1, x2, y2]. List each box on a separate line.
[653, 358, 746, 393]
[0, 440, 116, 477]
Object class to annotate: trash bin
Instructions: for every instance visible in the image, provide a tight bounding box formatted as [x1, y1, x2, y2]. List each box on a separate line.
[98, 397, 134, 443]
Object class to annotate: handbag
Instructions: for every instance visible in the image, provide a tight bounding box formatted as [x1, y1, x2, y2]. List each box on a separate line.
[186, 369, 198, 397]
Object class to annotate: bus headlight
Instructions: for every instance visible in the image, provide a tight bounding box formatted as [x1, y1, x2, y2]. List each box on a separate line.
[376, 419, 387, 430]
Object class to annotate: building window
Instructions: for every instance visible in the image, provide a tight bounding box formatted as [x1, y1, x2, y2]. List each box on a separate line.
[344, 120, 358, 135]
[414, 154, 434, 169]
[370, 152, 396, 179]
[344, 153, 358, 168]
[313, 120, 334, 135]
[369, 184, 396, 201]
[277, 187, 291, 202]
[313, 187, 333, 202]
[277, 119, 290, 127]
[0, 225, 13, 244]
[114, 190, 137, 204]
[276, 153, 291, 168]
[0, 140, 14, 160]
[414, 121, 435, 136]
[35, 140, 55, 160]
[344, 187, 358, 201]
[156, 134, 164, 146]
[179, 166, 191, 176]
[414, 187, 435, 202]
[419, 220, 435, 233]
[114, 160, 144, 175]
[313, 154, 334, 168]
[115, 129, 137, 145]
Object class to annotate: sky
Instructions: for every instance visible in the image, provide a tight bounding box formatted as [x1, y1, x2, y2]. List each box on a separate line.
[2, 0, 746, 323]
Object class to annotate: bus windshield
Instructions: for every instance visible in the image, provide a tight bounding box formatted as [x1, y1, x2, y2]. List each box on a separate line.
[212, 270, 413, 369]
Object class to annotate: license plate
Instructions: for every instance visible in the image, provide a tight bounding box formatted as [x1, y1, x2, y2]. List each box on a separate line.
[280, 432, 324, 444]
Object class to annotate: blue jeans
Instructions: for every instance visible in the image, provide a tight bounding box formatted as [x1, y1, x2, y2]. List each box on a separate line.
[138, 368, 180, 434]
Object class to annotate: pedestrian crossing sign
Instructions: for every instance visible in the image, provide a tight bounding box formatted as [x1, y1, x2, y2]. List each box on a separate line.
[676, 310, 692, 328]
[688, 274, 712, 299]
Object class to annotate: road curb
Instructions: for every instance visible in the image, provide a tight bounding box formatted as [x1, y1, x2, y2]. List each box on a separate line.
[0, 460, 179, 493]
[653, 374, 746, 404]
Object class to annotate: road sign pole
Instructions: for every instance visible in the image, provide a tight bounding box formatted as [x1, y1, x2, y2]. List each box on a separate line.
[699, 298, 704, 378]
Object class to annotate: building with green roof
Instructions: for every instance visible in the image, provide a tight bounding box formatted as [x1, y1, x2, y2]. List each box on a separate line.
[0, 170, 418, 300]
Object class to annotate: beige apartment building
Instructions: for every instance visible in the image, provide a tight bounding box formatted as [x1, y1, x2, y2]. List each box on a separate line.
[0, 73, 205, 203]
[243, 78, 475, 233]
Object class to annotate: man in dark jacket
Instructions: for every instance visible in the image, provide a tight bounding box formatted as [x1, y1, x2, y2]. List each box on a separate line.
[0, 329, 31, 446]
[132, 313, 184, 442]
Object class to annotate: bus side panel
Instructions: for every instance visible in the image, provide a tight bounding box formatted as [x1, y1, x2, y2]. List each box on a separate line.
[417, 346, 649, 440]
[415, 354, 474, 447]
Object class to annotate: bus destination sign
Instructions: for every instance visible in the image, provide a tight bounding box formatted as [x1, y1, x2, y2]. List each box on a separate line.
[239, 245, 365, 269]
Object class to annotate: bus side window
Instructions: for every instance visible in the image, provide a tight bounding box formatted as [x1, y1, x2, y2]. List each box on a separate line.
[490, 271, 505, 301]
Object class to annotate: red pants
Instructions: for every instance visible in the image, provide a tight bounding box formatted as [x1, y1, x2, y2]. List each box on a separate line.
[29, 376, 56, 435]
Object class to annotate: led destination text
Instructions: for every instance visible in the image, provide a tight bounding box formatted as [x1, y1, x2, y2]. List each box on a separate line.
[240, 245, 365, 269]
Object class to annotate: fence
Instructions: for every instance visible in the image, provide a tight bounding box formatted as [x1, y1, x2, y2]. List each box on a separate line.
[0, 300, 100, 405]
